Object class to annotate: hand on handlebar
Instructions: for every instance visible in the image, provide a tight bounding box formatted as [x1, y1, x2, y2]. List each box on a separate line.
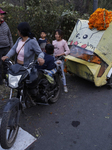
[1, 56, 9, 61]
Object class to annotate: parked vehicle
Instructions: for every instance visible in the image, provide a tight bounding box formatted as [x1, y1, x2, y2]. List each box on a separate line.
[0, 58, 62, 149]
[65, 19, 112, 87]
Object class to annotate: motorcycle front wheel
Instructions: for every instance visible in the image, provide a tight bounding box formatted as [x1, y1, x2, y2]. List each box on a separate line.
[0, 99, 20, 149]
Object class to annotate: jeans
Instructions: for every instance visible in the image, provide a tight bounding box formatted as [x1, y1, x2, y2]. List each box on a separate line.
[60, 60, 66, 86]
[0, 47, 10, 81]
[55, 60, 66, 86]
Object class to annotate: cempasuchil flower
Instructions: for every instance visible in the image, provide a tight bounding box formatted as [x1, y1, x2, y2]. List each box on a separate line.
[88, 8, 112, 30]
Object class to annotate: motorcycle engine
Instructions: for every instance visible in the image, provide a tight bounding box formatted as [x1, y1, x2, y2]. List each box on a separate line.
[28, 88, 38, 97]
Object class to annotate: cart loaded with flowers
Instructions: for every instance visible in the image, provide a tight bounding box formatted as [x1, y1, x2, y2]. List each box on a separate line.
[65, 8, 112, 87]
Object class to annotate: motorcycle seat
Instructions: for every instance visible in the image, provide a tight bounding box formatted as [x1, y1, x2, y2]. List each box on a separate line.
[42, 68, 57, 84]
[43, 68, 57, 77]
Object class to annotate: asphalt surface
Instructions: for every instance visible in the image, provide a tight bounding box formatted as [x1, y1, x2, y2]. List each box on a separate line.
[1, 73, 112, 150]
[18, 74, 112, 150]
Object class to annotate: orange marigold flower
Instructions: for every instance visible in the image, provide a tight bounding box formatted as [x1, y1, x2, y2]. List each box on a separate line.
[88, 8, 112, 30]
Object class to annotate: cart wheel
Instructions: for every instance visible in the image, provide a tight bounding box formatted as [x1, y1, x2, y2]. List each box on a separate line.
[108, 74, 112, 88]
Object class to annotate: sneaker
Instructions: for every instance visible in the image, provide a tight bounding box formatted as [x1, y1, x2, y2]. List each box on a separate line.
[64, 86, 68, 93]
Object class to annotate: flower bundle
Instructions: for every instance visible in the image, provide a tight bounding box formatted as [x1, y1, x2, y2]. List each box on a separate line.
[64, 65, 67, 73]
[88, 8, 112, 30]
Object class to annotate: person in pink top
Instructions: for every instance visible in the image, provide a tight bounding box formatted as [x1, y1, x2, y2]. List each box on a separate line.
[52, 29, 70, 92]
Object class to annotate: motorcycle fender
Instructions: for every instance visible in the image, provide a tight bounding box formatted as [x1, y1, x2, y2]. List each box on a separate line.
[3, 98, 20, 113]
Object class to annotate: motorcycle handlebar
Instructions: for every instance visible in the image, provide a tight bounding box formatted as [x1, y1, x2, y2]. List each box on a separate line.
[27, 60, 38, 69]
[4, 58, 13, 65]
[4, 58, 10, 62]
[55, 55, 65, 61]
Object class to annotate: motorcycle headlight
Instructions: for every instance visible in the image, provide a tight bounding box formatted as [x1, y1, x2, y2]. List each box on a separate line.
[8, 74, 22, 88]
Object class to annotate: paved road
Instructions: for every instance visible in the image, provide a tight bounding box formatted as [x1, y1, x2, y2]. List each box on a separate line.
[18, 74, 112, 150]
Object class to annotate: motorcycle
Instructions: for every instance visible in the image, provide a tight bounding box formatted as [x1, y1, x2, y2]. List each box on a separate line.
[0, 58, 62, 149]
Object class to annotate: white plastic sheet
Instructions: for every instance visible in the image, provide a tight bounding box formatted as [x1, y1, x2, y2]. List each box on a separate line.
[0, 118, 37, 150]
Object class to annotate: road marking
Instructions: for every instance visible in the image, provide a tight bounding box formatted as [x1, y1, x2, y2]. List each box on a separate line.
[0, 118, 37, 150]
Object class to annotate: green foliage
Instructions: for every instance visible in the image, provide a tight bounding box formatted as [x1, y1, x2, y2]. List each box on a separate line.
[98, 0, 112, 10]
[24, 0, 40, 7]
[0, 1, 89, 43]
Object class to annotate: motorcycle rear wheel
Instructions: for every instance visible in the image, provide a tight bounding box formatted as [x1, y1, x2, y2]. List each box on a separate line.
[0, 100, 20, 149]
[49, 76, 62, 103]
